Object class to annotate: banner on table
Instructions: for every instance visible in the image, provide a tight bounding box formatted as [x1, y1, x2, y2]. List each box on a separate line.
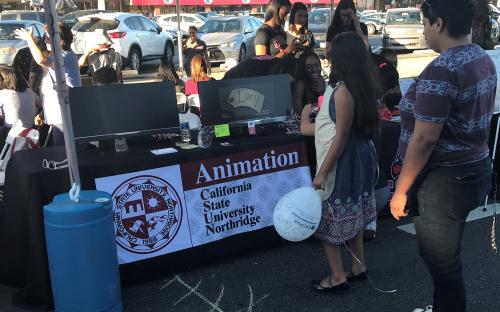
[181, 143, 311, 247]
[95, 165, 192, 264]
[95, 143, 311, 264]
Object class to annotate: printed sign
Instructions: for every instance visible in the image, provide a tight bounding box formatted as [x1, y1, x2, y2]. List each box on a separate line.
[95, 143, 311, 264]
[227, 88, 265, 113]
[180, 143, 311, 247]
[95, 166, 192, 264]
[214, 124, 230, 138]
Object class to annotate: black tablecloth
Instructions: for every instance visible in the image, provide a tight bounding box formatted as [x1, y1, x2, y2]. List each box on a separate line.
[379, 120, 402, 193]
[4, 116, 497, 310]
[0, 134, 307, 310]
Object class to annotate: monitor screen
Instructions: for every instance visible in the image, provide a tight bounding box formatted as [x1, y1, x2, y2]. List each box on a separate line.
[69, 82, 179, 142]
[198, 74, 292, 126]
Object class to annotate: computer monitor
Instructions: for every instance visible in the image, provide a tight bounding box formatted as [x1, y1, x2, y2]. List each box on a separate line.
[198, 74, 293, 126]
[69, 82, 179, 143]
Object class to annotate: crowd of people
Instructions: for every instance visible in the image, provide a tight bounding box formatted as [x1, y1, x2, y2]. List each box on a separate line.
[173, 1, 497, 312]
[0, 0, 496, 311]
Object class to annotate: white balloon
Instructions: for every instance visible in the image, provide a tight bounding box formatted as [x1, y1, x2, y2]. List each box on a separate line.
[273, 187, 322, 242]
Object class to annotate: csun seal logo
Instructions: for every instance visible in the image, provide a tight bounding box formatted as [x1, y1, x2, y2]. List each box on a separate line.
[112, 175, 183, 254]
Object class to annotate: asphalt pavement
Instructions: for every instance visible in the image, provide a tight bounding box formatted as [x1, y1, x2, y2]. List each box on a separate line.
[1, 207, 499, 311]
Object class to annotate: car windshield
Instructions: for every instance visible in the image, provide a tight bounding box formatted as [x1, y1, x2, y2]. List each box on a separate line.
[61, 12, 76, 21]
[198, 19, 241, 33]
[0, 24, 24, 40]
[309, 10, 331, 25]
[73, 18, 119, 32]
[386, 11, 422, 25]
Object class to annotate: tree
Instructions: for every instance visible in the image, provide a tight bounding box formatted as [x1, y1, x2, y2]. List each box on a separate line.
[472, 0, 495, 50]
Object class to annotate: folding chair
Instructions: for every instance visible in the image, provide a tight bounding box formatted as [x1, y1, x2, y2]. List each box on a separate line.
[176, 92, 187, 113]
[187, 94, 201, 116]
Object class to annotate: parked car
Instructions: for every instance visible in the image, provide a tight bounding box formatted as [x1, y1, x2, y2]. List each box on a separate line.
[196, 11, 218, 19]
[489, 3, 500, 43]
[364, 12, 386, 24]
[0, 20, 45, 79]
[358, 11, 383, 35]
[382, 8, 426, 51]
[308, 8, 331, 49]
[61, 10, 109, 29]
[0, 10, 46, 23]
[197, 16, 262, 64]
[491, 17, 500, 45]
[156, 13, 207, 34]
[249, 12, 264, 22]
[72, 12, 175, 71]
[308, 7, 382, 49]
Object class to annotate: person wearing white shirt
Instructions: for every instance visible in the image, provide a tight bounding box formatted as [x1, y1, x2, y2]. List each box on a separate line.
[15, 23, 81, 145]
[0, 66, 36, 129]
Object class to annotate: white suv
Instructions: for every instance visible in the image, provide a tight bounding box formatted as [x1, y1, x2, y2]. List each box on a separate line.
[156, 13, 207, 33]
[72, 12, 174, 70]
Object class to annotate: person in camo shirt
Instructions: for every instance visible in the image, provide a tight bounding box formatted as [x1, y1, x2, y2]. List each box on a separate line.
[389, 1, 496, 312]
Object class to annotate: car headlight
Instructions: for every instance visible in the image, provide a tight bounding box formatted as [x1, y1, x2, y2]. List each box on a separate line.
[220, 41, 237, 48]
[0, 47, 16, 55]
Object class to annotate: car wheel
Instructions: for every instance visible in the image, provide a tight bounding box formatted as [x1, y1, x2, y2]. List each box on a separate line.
[238, 45, 246, 63]
[367, 24, 376, 35]
[164, 41, 174, 62]
[128, 48, 141, 71]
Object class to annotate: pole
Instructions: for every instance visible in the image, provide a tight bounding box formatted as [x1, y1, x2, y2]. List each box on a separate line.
[176, 0, 184, 75]
[44, 0, 81, 201]
[329, 0, 334, 24]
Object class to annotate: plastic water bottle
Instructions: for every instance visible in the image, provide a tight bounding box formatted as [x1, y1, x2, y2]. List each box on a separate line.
[179, 114, 191, 143]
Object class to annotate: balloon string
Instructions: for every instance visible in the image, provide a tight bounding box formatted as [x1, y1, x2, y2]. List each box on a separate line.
[324, 201, 397, 294]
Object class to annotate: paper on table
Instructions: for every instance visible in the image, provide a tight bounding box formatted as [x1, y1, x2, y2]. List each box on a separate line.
[150, 147, 178, 155]
[175, 143, 199, 149]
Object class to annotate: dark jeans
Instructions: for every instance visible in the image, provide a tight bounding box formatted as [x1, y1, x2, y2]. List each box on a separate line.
[412, 158, 492, 312]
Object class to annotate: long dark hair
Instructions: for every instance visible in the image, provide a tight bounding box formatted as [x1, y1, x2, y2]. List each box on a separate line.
[328, 0, 356, 40]
[45, 23, 73, 51]
[330, 32, 380, 139]
[264, 0, 291, 22]
[288, 2, 308, 33]
[0, 65, 28, 92]
[157, 57, 181, 83]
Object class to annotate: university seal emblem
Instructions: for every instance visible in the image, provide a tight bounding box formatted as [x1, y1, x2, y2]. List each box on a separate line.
[112, 176, 183, 254]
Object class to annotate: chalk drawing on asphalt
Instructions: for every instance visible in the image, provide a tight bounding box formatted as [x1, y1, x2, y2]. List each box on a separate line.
[160, 273, 269, 312]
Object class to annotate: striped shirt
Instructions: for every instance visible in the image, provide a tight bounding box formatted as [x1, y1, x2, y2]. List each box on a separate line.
[398, 44, 496, 166]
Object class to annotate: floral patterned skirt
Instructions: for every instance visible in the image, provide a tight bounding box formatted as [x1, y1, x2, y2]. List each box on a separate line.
[313, 134, 378, 245]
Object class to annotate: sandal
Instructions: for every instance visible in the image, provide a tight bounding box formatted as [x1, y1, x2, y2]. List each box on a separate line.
[311, 275, 350, 293]
[346, 269, 368, 282]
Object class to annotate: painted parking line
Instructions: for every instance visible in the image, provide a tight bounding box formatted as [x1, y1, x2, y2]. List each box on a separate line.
[397, 204, 500, 235]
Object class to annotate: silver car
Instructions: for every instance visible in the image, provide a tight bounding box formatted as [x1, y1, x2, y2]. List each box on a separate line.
[382, 8, 426, 51]
[0, 20, 45, 77]
[198, 16, 262, 64]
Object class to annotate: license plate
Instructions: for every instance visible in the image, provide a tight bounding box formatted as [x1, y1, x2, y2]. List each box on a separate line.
[320, 42, 326, 48]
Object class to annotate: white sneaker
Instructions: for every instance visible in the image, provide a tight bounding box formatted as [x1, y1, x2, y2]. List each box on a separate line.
[413, 305, 433, 312]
